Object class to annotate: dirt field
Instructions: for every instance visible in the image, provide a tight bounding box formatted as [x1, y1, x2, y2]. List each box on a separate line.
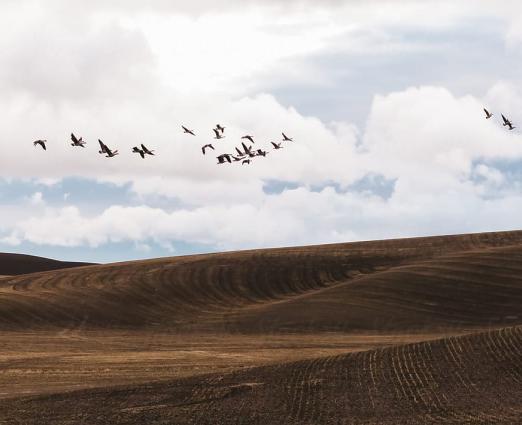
[1, 230, 522, 423]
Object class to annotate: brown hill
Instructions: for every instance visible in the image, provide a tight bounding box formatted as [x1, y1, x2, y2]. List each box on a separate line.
[2, 325, 521, 424]
[0, 230, 521, 330]
[1, 230, 522, 424]
[0, 252, 92, 276]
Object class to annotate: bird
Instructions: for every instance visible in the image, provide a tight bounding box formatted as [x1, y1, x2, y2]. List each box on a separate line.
[282, 132, 293, 142]
[70, 133, 86, 147]
[132, 147, 145, 158]
[502, 114, 516, 130]
[216, 124, 225, 134]
[242, 159, 251, 165]
[241, 135, 254, 144]
[213, 128, 225, 139]
[98, 139, 109, 154]
[271, 142, 283, 150]
[217, 154, 232, 164]
[241, 142, 255, 157]
[105, 147, 119, 158]
[182, 126, 195, 136]
[483, 108, 493, 119]
[256, 149, 268, 157]
[141, 144, 155, 156]
[202, 144, 214, 155]
[98, 139, 118, 157]
[33, 140, 47, 150]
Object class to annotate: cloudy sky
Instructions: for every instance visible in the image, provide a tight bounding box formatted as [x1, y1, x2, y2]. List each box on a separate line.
[2, 0, 522, 263]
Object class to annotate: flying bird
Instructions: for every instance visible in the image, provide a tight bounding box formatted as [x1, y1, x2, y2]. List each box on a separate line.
[141, 144, 155, 156]
[182, 126, 195, 136]
[98, 139, 118, 157]
[216, 124, 225, 134]
[502, 114, 515, 130]
[33, 140, 47, 150]
[241, 142, 255, 157]
[202, 144, 214, 155]
[241, 135, 254, 144]
[70, 133, 86, 147]
[256, 149, 268, 157]
[213, 128, 224, 139]
[242, 159, 251, 165]
[271, 142, 283, 150]
[483, 108, 493, 119]
[98, 139, 109, 154]
[132, 147, 145, 159]
[217, 154, 232, 164]
[282, 132, 293, 142]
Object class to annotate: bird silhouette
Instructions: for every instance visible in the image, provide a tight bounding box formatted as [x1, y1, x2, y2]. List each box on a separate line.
[271, 142, 283, 150]
[33, 140, 47, 150]
[70, 133, 86, 147]
[98, 139, 118, 157]
[182, 126, 196, 136]
[202, 144, 214, 155]
[502, 114, 516, 130]
[216, 124, 225, 134]
[132, 147, 145, 159]
[282, 132, 293, 142]
[213, 128, 225, 139]
[483, 108, 493, 119]
[217, 154, 232, 164]
[141, 144, 155, 156]
[242, 159, 251, 165]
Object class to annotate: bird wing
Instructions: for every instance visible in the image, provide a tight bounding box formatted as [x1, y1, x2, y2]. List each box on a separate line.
[502, 114, 508, 123]
[141, 143, 148, 152]
[98, 139, 107, 152]
[71, 133, 78, 143]
[213, 128, 220, 137]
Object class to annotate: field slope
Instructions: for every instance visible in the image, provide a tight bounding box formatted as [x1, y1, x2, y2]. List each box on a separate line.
[1, 230, 522, 424]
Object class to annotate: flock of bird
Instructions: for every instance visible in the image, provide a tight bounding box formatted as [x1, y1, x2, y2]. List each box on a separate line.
[483, 108, 516, 130]
[32, 124, 294, 166]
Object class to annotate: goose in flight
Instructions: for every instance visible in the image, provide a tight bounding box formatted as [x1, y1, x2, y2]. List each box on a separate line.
[241, 142, 255, 157]
[98, 139, 118, 157]
[241, 135, 254, 144]
[132, 147, 145, 158]
[271, 142, 283, 150]
[182, 126, 195, 136]
[217, 154, 232, 164]
[256, 149, 268, 157]
[98, 139, 109, 154]
[483, 108, 493, 119]
[502, 114, 515, 130]
[282, 132, 293, 142]
[33, 140, 47, 150]
[70, 133, 86, 147]
[141, 144, 155, 156]
[202, 144, 214, 155]
[216, 124, 225, 134]
[242, 159, 251, 165]
[213, 128, 225, 139]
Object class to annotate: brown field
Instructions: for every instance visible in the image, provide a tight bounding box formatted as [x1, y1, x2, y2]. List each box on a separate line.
[1, 230, 522, 423]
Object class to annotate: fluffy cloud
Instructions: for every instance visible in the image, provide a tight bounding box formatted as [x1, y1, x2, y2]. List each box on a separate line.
[1, 1, 522, 260]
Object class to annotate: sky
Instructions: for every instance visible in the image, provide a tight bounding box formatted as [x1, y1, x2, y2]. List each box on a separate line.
[2, 0, 522, 263]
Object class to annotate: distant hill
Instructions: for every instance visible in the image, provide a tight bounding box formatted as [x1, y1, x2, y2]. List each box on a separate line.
[0, 253, 93, 276]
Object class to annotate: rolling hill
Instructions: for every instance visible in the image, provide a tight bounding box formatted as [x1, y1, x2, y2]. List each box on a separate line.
[1, 230, 522, 424]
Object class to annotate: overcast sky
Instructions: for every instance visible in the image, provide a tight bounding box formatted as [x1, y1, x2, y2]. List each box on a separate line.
[1, 0, 522, 263]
